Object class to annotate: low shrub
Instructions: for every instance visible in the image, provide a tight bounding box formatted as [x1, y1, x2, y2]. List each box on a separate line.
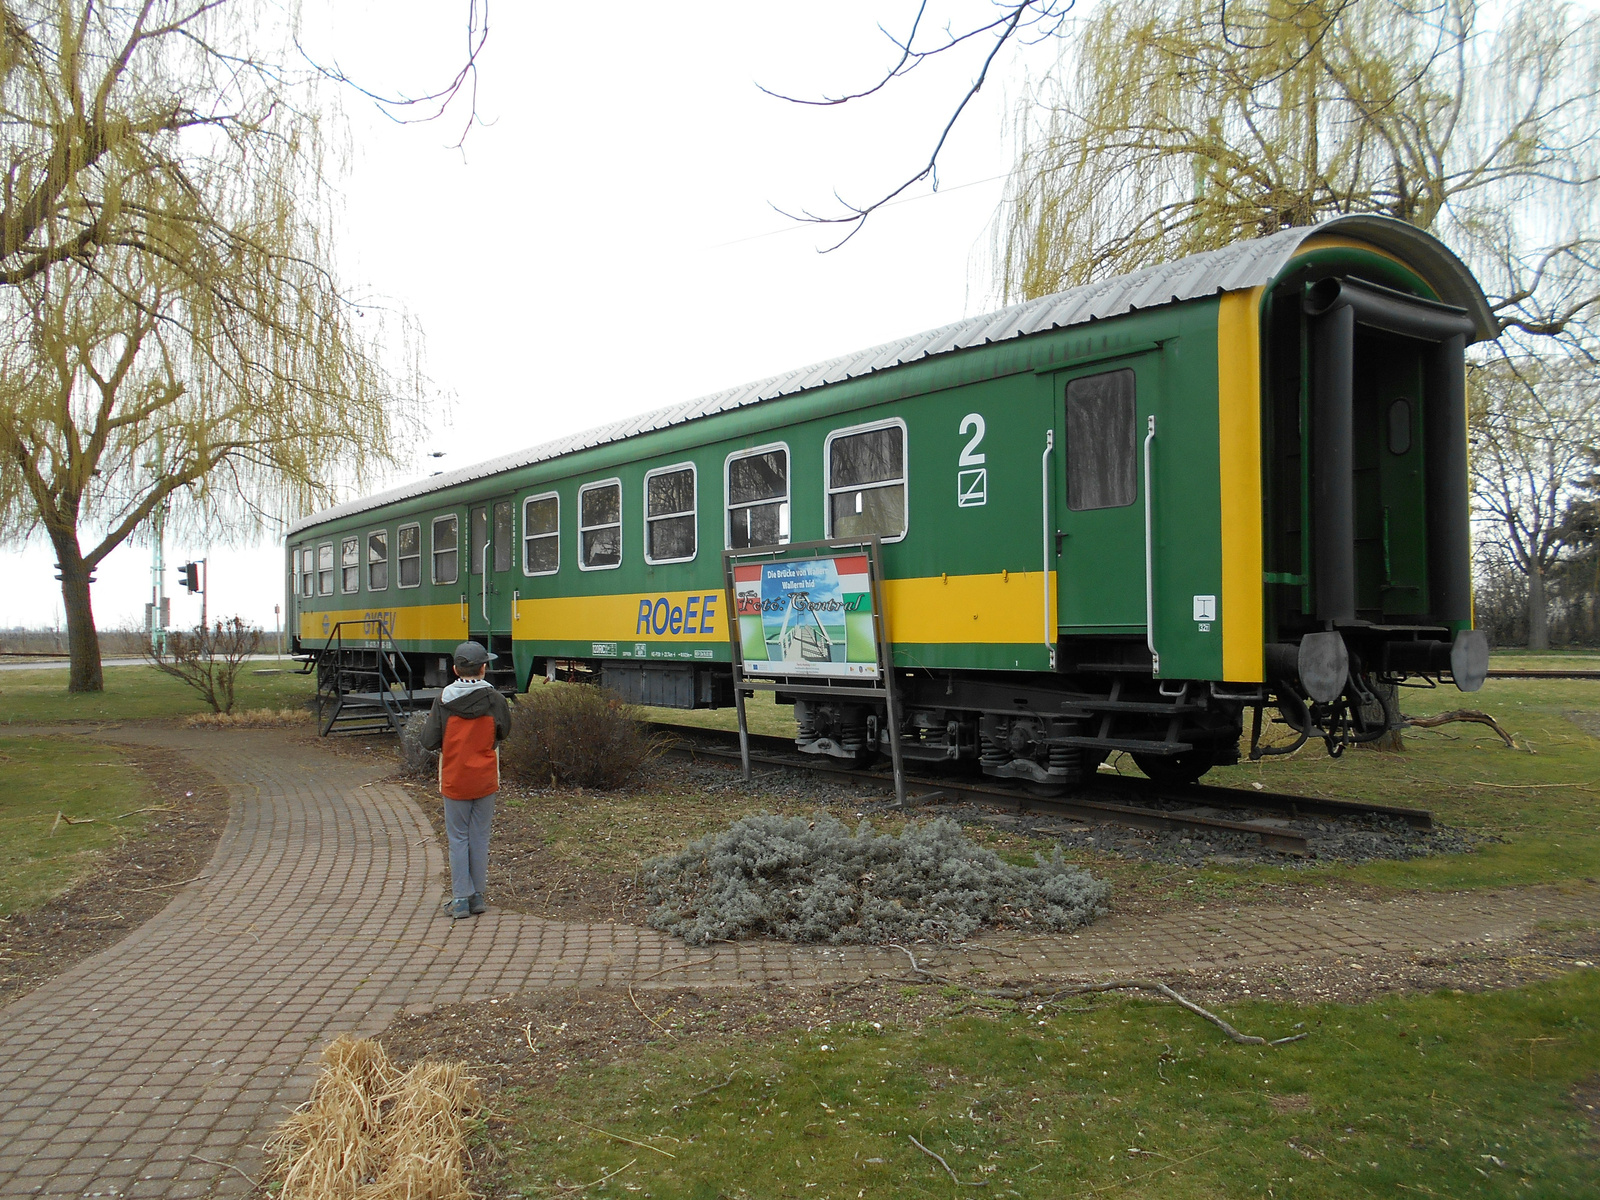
[499, 682, 655, 790]
[642, 812, 1110, 946]
[397, 712, 435, 778]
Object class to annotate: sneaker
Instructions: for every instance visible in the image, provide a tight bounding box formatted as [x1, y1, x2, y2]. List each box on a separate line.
[468, 893, 487, 915]
[446, 897, 471, 920]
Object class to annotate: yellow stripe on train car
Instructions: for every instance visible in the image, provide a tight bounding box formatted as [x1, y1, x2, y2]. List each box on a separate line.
[297, 603, 468, 643]
[511, 572, 1057, 647]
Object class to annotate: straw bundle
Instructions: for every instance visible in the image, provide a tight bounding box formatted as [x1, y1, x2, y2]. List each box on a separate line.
[185, 707, 307, 728]
[265, 1036, 481, 1200]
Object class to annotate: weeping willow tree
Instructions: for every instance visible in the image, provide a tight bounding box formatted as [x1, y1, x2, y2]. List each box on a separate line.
[995, 0, 1600, 354]
[0, 2, 431, 692]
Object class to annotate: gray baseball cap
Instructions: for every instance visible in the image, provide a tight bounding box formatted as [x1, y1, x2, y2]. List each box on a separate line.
[453, 641, 498, 669]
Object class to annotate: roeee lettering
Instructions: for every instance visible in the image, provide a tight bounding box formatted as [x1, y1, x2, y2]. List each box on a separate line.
[635, 593, 719, 636]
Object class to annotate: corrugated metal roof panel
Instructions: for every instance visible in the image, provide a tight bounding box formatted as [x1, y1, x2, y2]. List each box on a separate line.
[289, 215, 1494, 536]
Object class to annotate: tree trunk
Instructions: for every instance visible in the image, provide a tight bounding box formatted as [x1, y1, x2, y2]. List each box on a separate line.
[1527, 565, 1549, 651]
[49, 533, 103, 693]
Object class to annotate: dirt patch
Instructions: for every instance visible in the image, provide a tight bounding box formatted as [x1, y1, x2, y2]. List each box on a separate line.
[0, 742, 231, 1006]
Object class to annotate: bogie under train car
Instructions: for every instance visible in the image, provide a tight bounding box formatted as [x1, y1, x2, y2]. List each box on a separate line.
[287, 215, 1493, 787]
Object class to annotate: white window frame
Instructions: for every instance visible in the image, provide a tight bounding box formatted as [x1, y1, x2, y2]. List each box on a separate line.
[521, 492, 560, 577]
[431, 514, 460, 585]
[577, 478, 623, 572]
[396, 522, 422, 589]
[823, 416, 909, 544]
[724, 441, 791, 551]
[317, 542, 335, 596]
[643, 461, 698, 566]
[366, 528, 389, 592]
[340, 536, 360, 595]
[299, 547, 315, 597]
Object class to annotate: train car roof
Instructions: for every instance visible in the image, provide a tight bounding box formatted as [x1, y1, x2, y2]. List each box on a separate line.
[289, 214, 1494, 537]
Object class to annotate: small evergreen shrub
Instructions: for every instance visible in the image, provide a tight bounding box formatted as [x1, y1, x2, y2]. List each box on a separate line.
[397, 712, 435, 778]
[642, 812, 1110, 946]
[499, 683, 655, 790]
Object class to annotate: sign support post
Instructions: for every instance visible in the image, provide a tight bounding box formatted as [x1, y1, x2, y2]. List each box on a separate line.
[722, 537, 906, 804]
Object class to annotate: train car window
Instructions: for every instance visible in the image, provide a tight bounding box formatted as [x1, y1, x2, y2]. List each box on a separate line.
[368, 530, 389, 591]
[470, 506, 488, 575]
[397, 524, 422, 588]
[317, 543, 334, 596]
[645, 464, 696, 564]
[579, 480, 622, 570]
[826, 420, 907, 541]
[432, 515, 459, 584]
[299, 548, 315, 597]
[340, 537, 360, 594]
[522, 494, 559, 575]
[1065, 369, 1137, 511]
[726, 445, 789, 549]
[493, 501, 513, 572]
[1388, 398, 1412, 455]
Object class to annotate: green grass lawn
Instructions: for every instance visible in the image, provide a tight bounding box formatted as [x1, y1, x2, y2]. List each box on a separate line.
[498, 970, 1600, 1199]
[1207, 676, 1600, 894]
[0, 660, 315, 724]
[0, 736, 161, 915]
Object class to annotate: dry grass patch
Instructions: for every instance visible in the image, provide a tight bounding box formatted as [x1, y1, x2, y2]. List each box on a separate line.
[183, 706, 306, 729]
[264, 1034, 480, 1200]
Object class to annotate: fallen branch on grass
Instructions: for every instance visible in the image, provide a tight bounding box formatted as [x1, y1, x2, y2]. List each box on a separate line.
[49, 811, 94, 834]
[887, 944, 1304, 1047]
[554, 1158, 636, 1193]
[1403, 710, 1517, 749]
[909, 1134, 987, 1186]
[561, 1117, 676, 1159]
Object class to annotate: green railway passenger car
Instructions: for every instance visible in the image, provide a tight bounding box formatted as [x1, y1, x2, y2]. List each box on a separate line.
[287, 215, 1494, 786]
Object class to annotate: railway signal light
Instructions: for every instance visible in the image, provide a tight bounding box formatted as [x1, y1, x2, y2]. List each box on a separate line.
[179, 562, 201, 593]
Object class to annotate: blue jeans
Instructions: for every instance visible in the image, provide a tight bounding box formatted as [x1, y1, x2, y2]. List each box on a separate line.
[443, 793, 495, 900]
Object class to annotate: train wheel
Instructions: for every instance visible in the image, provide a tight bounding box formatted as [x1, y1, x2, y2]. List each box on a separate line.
[1131, 750, 1212, 787]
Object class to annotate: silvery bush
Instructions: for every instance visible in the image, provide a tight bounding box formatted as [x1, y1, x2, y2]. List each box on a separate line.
[397, 712, 435, 778]
[642, 812, 1110, 946]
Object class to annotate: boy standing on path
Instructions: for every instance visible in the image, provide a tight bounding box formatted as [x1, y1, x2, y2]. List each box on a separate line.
[420, 641, 512, 919]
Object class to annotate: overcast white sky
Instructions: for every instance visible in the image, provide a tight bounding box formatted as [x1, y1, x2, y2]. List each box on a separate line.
[2, 1, 1057, 635]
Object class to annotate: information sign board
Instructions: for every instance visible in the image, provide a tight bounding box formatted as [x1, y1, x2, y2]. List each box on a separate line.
[732, 553, 880, 679]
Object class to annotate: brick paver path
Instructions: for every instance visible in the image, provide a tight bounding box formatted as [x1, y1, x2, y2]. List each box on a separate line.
[2, 726, 1597, 1198]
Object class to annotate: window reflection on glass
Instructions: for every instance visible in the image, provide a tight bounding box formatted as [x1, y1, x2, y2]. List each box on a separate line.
[580, 482, 622, 568]
[317, 543, 334, 596]
[1065, 369, 1136, 511]
[397, 524, 421, 588]
[728, 449, 789, 549]
[828, 426, 905, 539]
[300, 548, 315, 597]
[646, 467, 696, 562]
[470, 506, 488, 575]
[523, 495, 559, 574]
[493, 501, 513, 572]
[432, 515, 459, 584]
[341, 537, 359, 594]
[367, 529, 388, 591]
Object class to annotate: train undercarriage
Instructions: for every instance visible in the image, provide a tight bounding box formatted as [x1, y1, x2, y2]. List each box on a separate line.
[776, 626, 1487, 790]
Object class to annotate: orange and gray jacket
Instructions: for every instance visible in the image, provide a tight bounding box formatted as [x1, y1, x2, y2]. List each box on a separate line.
[419, 678, 512, 801]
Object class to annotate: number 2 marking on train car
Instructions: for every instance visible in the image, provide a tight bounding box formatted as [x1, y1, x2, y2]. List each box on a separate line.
[958, 413, 988, 507]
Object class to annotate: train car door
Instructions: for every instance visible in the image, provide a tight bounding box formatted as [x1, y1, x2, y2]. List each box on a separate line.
[1052, 353, 1160, 633]
[468, 497, 517, 640]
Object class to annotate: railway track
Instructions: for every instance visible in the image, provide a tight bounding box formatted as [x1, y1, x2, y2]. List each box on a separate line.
[1485, 668, 1600, 679]
[647, 722, 1435, 858]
